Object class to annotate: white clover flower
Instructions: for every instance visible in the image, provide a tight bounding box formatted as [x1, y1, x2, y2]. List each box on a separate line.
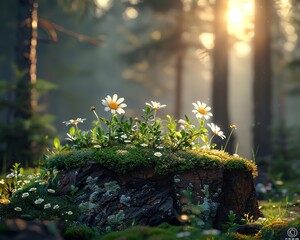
[192, 101, 213, 120]
[14, 207, 22, 212]
[6, 173, 15, 179]
[63, 118, 86, 126]
[207, 123, 226, 139]
[145, 101, 166, 110]
[154, 152, 162, 157]
[66, 211, 73, 215]
[22, 192, 29, 198]
[44, 203, 51, 209]
[34, 198, 44, 204]
[29, 188, 37, 192]
[140, 143, 148, 147]
[47, 189, 55, 194]
[53, 204, 60, 210]
[102, 94, 127, 114]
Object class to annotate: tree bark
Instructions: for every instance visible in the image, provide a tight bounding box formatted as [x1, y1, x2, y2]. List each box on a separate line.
[212, 0, 233, 152]
[253, 0, 272, 167]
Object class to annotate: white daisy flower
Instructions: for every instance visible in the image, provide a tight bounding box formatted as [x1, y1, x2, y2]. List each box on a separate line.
[34, 198, 44, 204]
[145, 101, 166, 110]
[47, 189, 55, 193]
[53, 205, 60, 210]
[154, 152, 162, 157]
[29, 188, 37, 192]
[63, 118, 86, 126]
[22, 192, 29, 198]
[102, 94, 127, 114]
[6, 173, 14, 179]
[192, 101, 213, 120]
[44, 203, 51, 209]
[207, 123, 226, 139]
[14, 207, 22, 212]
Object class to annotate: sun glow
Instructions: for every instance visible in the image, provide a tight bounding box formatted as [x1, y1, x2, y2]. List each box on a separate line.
[227, 0, 254, 41]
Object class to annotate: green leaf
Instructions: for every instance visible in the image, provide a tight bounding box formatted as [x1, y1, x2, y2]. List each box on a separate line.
[53, 137, 61, 149]
[69, 126, 75, 135]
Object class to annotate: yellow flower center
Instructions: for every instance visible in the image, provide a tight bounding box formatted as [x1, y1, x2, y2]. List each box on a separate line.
[199, 108, 206, 115]
[109, 101, 118, 110]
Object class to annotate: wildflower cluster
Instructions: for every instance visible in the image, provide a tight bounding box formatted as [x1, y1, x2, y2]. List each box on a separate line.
[0, 163, 76, 221]
[51, 94, 236, 157]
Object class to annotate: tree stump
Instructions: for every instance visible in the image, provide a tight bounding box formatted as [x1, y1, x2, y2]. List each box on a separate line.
[58, 161, 262, 230]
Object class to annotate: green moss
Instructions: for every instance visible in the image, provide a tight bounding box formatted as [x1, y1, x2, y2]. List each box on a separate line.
[64, 226, 99, 240]
[46, 145, 257, 175]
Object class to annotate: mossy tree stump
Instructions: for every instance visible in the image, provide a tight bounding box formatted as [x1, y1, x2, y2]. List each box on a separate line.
[54, 147, 261, 230]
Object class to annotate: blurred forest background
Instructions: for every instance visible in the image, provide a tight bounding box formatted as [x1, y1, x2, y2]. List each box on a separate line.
[0, 0, 300, 180]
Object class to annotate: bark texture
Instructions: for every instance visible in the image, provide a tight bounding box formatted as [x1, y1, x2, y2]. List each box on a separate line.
[58, 161, 261, 230]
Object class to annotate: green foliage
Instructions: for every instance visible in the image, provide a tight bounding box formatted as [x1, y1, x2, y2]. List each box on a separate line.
[45, 146, 257, 175]
[222, 211, 240, 233]
[0, 65, 57, 170]
[0, 164, 78, 222]
[64, 225, 99, 240]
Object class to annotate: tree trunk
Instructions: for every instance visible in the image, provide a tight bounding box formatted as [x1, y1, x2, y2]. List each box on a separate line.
[9, 0, 38, 168]
[212, 0, 233, 152]
[253, 0, 272, 169]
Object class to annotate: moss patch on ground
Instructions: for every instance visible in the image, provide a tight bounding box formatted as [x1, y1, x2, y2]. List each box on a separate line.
[45, 144, 257, 175]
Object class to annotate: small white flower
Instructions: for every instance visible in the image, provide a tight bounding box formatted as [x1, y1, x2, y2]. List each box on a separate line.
[39, 182, 46, 185]
[233, 153, 239, 158]
[192, 101, 213, 120]
[23, 180, 30, 184]
[53, 205, 60, 210]
[14, 207, 22, 212]
[17, 173, 22, 177]
[0, 179, 5, 184]
[6, 173, 15, 179]
[102, 94, 127, 114]
[22, 192, 29, 198]
[93, 145, 101, 149]
[17, 188, 22, 191]
[156, 146, 164, 149]
[34, 198, 44, 204]
[124, 140, 131, 143]
[121, 134, 127, 139]
[140, 143, 148, 147]
[66, 211, 73, 215]
[154, 152, 162, 157]
[47, 189, 55, 194]
[207, 123, 226, 139]
[63, 118, 86, 126]
[176, 231, 191, 238]
[29, 188, 37, 192]
[44, 203, 51, 209]
[145, 101, 166, 110]
[202, 229, 221, 235]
